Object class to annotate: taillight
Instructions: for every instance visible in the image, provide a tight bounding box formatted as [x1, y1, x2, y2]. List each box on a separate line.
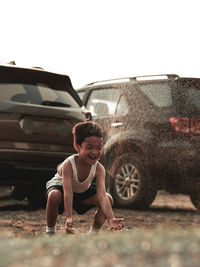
[190, 118, 200, 134]
[169, 117, 200, 134]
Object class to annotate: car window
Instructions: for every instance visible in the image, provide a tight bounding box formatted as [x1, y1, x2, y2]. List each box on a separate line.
[0, 83, 79, 108]
[77, 90, 85, 100]
[139, 82, 172, 107]
[86, 88, 122, 116]
[186, 89, 200, 110]
[115, 96, 128, 115]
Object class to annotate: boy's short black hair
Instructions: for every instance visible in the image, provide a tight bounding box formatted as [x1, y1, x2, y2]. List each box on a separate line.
[72, 121, 103, 145]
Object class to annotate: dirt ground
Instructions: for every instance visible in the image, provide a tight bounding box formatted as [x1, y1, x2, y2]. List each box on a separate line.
[0, 186, 199, 238]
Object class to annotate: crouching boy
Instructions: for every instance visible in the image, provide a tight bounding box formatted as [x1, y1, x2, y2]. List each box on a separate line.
[45, 121, 124, 235]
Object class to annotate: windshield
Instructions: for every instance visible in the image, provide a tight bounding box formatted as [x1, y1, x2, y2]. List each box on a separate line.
[0, 83, 80, 108]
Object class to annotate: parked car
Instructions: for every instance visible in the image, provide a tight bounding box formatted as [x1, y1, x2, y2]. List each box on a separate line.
[77, 74, 200, 210]
[0, 64, 91, 207]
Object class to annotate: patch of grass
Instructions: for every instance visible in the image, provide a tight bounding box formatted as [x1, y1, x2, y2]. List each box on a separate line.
[1, 228, 200, 266]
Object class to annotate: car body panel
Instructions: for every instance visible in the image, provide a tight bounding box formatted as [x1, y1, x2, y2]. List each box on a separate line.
[0, 64, 89, 186]
[77, 75, 200, 196]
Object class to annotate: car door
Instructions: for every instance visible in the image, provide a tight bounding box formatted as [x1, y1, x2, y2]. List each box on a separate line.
[83, 87, 129, 142]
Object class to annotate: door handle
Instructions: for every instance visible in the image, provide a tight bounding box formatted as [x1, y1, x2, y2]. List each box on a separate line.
[111, 122, 124, 127]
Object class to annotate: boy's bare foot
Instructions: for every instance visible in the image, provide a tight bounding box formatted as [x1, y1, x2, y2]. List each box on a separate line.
[66, 228, 76, 234]
[109, 218, 124, 230]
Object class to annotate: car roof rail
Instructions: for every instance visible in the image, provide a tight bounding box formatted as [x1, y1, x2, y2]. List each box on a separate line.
[84, 74, 179, 87]
[6, 61, 16, 65]
[85, 78, 131, 87]
[131, 74, 179, 81]
[31, 66, 44, 70]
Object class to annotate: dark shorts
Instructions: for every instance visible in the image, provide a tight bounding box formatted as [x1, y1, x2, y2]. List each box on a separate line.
[46, 185, 97, 215]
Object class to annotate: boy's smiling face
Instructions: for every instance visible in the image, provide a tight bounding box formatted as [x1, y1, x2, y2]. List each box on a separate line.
[75, 136, 103, 165]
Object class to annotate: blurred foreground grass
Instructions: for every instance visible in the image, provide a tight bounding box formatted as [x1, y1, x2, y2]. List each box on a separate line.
[1, 228, 200, 267]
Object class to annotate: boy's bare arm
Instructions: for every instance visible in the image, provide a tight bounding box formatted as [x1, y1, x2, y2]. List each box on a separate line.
[62, 161, 75, 234]
[96, 163, 124, 230]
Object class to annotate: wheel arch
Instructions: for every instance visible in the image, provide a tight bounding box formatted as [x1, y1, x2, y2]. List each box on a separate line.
[102, 138, 146, 177]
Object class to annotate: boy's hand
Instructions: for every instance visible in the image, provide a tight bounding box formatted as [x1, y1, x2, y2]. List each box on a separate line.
[109, 218, 124, 231]
[65, 218, 75, 234]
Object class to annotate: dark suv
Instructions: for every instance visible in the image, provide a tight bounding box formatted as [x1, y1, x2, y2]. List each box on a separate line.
[77, 74, 200, 210]
[0, 64, 90, 207]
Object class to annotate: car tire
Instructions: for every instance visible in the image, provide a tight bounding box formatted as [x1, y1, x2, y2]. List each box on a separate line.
[108, 153, 157, 209]
[27, 182, 47, 209]
[189, 192, 200, 210]
[27, 195, 46, 209]
[11, 185, 28, 200]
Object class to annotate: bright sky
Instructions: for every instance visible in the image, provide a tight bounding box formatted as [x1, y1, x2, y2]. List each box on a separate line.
[1, 0, 200, 89]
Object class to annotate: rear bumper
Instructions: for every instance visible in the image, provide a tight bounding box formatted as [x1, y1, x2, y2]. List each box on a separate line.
[148, 139, 200, 192]
[0, 149, 72, 184]
[156, 139, 200, 171]
[0, 149, 70, 169]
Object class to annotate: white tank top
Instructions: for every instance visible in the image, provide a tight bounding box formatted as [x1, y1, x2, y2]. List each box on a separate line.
[46, 154, 98, 193]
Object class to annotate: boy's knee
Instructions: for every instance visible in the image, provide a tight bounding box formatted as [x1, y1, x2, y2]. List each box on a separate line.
[107, 193, 114, 206]
[47, 190, 61, 206]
